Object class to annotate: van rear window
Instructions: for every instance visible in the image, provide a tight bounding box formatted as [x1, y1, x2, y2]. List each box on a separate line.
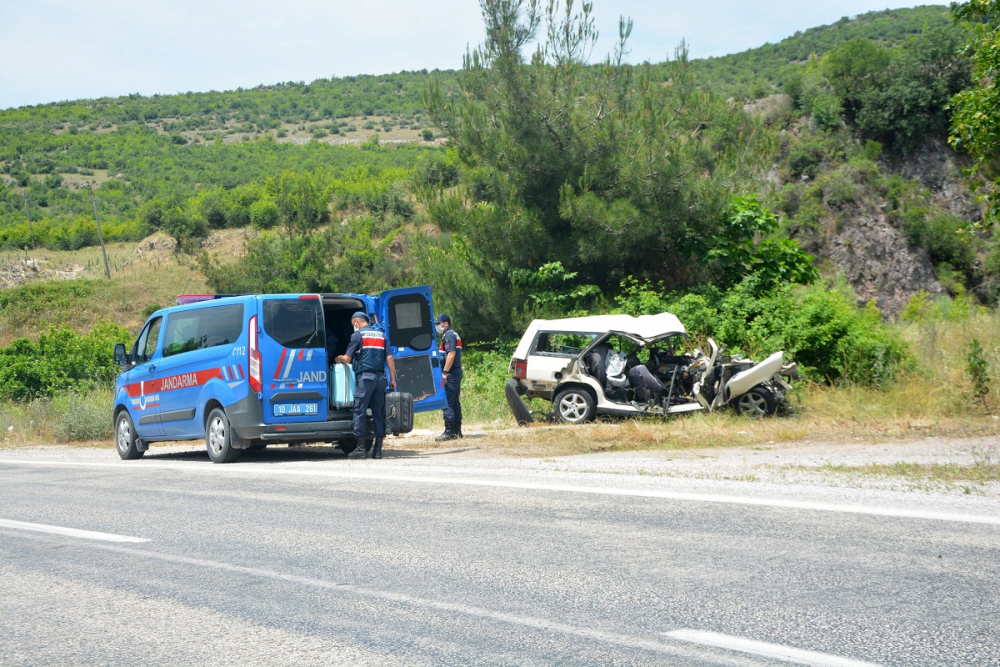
[163, 304, 244, 358]
[263, 299, 324, 348]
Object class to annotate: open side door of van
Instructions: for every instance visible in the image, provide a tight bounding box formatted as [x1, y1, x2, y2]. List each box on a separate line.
[377, 286, 447, 413]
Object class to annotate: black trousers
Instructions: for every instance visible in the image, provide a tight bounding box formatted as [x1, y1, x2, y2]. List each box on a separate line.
[353, 372, 386, 438]
[443, 371, 463, 424]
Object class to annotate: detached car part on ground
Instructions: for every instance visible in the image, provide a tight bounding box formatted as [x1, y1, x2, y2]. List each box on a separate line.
[505, 313, 797, 425]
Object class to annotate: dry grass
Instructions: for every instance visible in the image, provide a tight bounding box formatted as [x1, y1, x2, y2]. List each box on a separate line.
[804, 460, 1000, 484]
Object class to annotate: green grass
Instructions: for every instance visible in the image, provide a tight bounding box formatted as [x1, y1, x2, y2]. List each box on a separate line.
[0, 391, 111, 444]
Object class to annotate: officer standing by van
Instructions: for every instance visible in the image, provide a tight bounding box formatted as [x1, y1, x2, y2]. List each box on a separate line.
[337, 312, 396, 459]
[435, 313, 463, 441]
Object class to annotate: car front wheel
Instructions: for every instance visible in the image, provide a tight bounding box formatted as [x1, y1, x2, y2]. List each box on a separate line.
[553, 388, 596, 424]
[115, 410, 144, 460]
[734, 385, 777, 419]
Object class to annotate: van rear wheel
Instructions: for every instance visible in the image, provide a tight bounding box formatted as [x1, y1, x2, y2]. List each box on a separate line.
[115, 411, 144, 460]
[206, 408, 242, 463]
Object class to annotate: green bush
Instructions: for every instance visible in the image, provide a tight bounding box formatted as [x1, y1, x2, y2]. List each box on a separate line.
[788, 144, 821, 178]
[966, 338, 991, 410]
[0, 321, 133, 401]
[52, 392, 113, 441]
[616, 276, 911, 386]
[161, 206, 207, 244]
[460, 346, 518, 422]
[249, 197, 280, 228]
[810, 92, 844, 131]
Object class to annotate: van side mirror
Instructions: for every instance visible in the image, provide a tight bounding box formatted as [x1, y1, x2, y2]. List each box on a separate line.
[114, 343, 127, 367]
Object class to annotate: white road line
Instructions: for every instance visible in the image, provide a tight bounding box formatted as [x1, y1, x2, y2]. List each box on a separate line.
[1, 459, 998, 526]
[77, 541, 762, 666]
[0, 518, 149, 543]
[665, 630, 881, 667]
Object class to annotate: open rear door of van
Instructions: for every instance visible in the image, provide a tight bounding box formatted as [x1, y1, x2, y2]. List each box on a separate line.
[377, 286, 447, 413]
[258, 295, 329, 424]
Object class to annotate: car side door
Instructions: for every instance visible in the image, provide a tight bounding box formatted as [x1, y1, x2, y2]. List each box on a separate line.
[124, 316, 164, 438]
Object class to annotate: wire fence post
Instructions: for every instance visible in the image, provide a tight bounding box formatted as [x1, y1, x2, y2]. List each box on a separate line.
[90, 185, 112, 280]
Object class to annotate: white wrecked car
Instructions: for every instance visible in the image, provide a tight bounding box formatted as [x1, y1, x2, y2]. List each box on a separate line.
[505, 313, 797, 424]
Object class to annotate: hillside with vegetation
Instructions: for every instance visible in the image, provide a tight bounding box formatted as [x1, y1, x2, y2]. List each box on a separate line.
[2, 1, 1000, 447]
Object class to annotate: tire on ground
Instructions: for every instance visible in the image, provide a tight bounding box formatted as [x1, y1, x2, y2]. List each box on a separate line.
[553, 387, 596, 425]
[733, 384, 778, 419]
[205, 407, 243, 463]
[114, 410, 144, 460]
[505, 379, 534, 426]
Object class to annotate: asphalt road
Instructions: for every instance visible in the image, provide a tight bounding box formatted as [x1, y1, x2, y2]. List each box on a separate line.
[1, 445, 998, 666]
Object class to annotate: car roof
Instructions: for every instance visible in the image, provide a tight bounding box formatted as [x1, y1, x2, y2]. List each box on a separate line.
[513, 312, 687, 358]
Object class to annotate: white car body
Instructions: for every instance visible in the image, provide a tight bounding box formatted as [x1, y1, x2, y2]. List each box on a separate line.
[507, 312, 796, 423]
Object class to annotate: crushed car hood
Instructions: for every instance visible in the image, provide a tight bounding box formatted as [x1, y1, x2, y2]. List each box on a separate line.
[513, 313, 686, 360]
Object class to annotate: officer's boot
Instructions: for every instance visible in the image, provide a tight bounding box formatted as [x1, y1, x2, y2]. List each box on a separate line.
[456, 420, 464, 438]
[347, 436, 367, 459]
[435, 421, 451, 441]
[435, 422, 457, 442]
[373, 436, 384, 459]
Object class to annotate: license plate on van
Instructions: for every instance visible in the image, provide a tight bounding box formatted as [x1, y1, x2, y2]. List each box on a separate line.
[273, 402, 318, 417]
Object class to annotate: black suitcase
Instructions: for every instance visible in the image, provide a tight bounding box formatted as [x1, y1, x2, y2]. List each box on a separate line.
[385, 390, 414, 436]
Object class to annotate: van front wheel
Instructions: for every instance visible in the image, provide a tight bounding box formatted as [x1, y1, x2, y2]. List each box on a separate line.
[206, 408, 242, 463]
[115, 411, 144, 460]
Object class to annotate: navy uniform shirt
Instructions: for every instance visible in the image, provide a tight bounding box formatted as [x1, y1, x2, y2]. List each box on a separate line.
[345, 324, 388, 374]
[440, 328, 463, 372]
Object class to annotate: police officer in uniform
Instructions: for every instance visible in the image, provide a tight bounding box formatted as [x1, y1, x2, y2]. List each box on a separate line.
[337, 312, 396, 459]
[434, 313, 463, 441]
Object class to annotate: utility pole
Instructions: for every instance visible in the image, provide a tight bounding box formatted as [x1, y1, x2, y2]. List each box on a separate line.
[22, 190, 34, 243]
[90, 185, 112, 280]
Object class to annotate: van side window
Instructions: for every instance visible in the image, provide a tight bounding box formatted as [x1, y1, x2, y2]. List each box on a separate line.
[263, 299, 324, 348]
[134, 317, 163, 364]
[163, 304, 244, 358]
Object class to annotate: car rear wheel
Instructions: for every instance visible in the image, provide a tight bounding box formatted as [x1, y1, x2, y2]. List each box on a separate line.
[553, 388, 596, 424]
[206, 408, 242, 463]
[734, 385, 777, 419]
[115, 410, 144, 460]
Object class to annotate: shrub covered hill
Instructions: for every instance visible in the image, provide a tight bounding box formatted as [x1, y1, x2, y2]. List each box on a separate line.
[0, 4, 991, 362]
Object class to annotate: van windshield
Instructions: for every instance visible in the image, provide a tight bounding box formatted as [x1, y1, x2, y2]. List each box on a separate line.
[263, 299, 324, 349]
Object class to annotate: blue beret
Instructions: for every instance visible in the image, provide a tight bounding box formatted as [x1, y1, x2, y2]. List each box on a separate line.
[351, 311, 370, 321]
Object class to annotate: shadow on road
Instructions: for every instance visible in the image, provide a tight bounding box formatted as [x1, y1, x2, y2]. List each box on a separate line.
[140, 441, 477, 464]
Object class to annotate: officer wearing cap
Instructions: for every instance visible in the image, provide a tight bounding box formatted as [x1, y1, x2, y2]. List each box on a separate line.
[336, 312, 397, 459]
[434, 313, 463, 441]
